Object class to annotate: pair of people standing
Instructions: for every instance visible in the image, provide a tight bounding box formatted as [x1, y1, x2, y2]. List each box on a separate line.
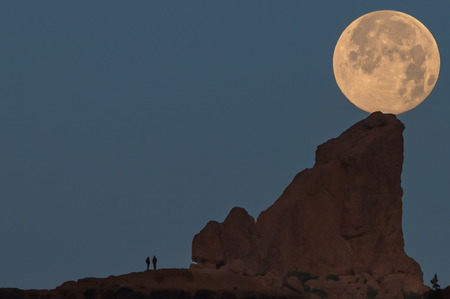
[146, 256, 157, 271]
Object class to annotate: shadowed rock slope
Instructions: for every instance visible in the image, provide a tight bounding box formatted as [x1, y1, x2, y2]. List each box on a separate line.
[192, 112, 428, 296]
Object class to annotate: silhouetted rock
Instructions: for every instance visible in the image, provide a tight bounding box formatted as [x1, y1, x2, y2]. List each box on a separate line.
[192, 207, 258, 273]
[192, 112, 427, 295]
[0, 288, 24, 299]
[3, 112, 438, 298]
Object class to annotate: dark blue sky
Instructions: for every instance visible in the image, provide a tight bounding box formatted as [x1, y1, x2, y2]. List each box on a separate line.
[1, 1, 449, 290]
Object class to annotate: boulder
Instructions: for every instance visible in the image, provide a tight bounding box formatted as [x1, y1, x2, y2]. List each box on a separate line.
[192, 207, 258, 273]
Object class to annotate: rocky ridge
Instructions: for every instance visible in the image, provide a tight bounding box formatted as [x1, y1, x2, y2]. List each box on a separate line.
[192, 112, 428, 297]
[0, 269, 301, 299]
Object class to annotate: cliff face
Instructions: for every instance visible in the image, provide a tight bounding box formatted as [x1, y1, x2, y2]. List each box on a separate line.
[192, 112, 426, 295]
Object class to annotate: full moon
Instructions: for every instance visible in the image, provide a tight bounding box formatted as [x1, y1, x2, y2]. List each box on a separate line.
[333, 10, 440, 114]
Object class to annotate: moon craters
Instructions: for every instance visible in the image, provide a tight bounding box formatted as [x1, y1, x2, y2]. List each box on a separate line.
[333, 10, 440, 114]
[428, 75, 436, 86]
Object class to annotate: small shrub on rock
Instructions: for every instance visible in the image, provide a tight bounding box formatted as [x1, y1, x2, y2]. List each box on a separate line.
[326, 274, 339, 281]
[311, 288, 327, 298]
[286, 271, 318, 284]
[366, 286, 378, 299]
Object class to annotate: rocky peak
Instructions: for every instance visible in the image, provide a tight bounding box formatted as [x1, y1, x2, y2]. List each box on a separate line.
[192, 112, 427, 296]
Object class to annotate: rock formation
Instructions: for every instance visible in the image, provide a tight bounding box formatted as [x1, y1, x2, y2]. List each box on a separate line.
[4, 112, 442, 299]
[192, 112, 427, 296]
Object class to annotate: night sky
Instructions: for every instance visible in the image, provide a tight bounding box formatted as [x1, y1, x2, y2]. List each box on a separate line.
[1, 1, 449, 290]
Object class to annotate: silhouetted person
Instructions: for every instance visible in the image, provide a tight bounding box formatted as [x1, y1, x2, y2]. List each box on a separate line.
[145, 256, 150, 271]
[152, 255, 157, 271]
